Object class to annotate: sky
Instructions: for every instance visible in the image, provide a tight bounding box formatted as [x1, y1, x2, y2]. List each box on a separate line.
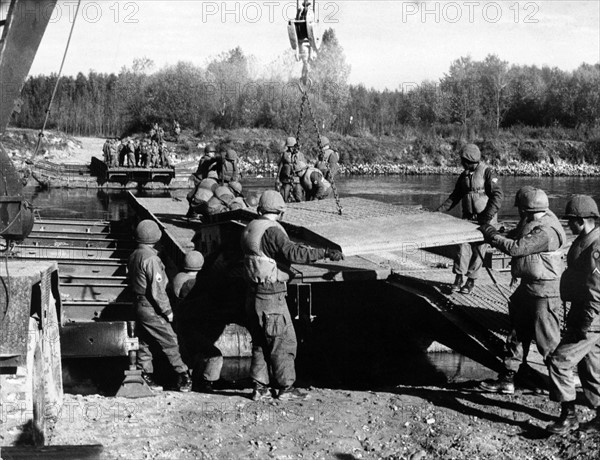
[16, 0, 600, 90]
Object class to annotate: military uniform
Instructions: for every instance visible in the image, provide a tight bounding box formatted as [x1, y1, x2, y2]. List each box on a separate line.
[299, 166, 331, 201]
[241, 217, 326, 389]
[315, 147, 340, 181]
[437, 162, 503, 281]
[549, 226, 600, 407]
[485, 210, 566, 373]
[128, 244, 188, 375]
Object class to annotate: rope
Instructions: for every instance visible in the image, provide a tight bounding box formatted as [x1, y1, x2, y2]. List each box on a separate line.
[33, 0, 82, 157]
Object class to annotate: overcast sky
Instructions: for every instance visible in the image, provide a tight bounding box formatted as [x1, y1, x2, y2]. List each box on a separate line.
[24, 0, 600, 90]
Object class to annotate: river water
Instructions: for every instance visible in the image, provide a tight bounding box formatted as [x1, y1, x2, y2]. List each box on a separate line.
[24, 175, 600, 385]
[24, 175, 600, 221]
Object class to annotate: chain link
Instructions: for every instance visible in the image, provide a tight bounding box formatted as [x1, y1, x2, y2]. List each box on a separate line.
[301, 87, 343, 215]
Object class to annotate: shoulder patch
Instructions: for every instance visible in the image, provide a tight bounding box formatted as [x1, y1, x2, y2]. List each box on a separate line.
[156, 273, 163, 283]
[491, 178, 498, 183]
[594, 250, 600, 260]
[532, 227, 542, 234]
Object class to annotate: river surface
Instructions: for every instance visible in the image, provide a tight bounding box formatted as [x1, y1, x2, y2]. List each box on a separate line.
[24, 175, 600, 385]
[24, 175, 600, 220]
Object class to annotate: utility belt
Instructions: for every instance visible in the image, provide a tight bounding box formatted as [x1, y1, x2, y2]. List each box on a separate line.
[249, 281, 288, 295]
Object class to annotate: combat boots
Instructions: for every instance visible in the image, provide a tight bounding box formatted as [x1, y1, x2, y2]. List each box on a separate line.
[251, 383, 272, 401]
[450, 275, 463, 292]
[176, 371, 192, 392]
[580, 407, 600, 432]
[546, 402, 579, 434]
[460, 278, 476, 294]
[479, 371, 515, 394]
[141, 372, 162, 391]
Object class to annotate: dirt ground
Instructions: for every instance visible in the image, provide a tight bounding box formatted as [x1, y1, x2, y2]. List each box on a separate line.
[46, 382, 600, 460]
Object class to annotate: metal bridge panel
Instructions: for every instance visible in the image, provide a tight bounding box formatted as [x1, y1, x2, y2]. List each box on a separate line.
[283, 198, 482, 256]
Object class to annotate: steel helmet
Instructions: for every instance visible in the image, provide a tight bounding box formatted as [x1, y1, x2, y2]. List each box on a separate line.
[460, 144, 481, 163]
[286, 137, 297, 148]
[192, 187, 213, 203]
[215, 185, 234, 202]
[199, 178, 218, 192]
[564, 195, 600, 219]
[294, 160, 308, 173]
[320, 136, 330, 147]
[258, 190, 286, 214]
[184, 251, 204, 271]
[229, 181, 243, 195]
[204, 144, 216, 154]
[225, 149, 238, 161]
[514, 186, 536, 208]
[135, 219, 161, 244]
[520, 188, 549, 213]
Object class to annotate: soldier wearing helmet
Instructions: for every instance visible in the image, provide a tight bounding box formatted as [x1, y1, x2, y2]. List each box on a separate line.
[478, 188, 566, 395]
[240, 190, 344, 401]
[295, 160, 331, 201]
[220, 148, 240, 183]
[227, 181, 248, 211]
[315, 135, 340, 181]
[128, 220, 192, 392]
[277, 137, 307, 202]
[436, 143, 503, 294]
[545, 195, 600, 434]
[195, 143, 219, 180]
[171, 251, 204, 302]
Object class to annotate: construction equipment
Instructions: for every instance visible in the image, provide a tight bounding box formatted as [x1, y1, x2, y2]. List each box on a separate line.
[286, 0, 343, 215]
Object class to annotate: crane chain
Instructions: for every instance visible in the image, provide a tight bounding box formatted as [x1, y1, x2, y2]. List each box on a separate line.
[302, 88, 343, 215]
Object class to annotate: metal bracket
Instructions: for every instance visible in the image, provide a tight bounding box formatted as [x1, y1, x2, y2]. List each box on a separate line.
[293, 282, 315, 322]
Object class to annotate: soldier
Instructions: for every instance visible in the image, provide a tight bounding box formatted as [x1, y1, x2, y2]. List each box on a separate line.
[102, 138, 112, 165]
[546, 195, 600, 434]
[206, 186, 234, 215]
[277, 137, 298, 202]
[110, 139, 119, 167]
[436, 144, 503, 294]
[126, 139, 136, 168]
[294, 160, 331, 201]
[196, 144, 218, 180]
[128, 220, 192, 392]
[171, 250, 204, 303]
[315, 136, 340, 181]
[173, 120, 181, 142]
[221, 149, 240, 183]
[228, 181, 248, 211]
[149, 141, 160, 168]
[240, 191, 344, 400]
[139, 140, 149, 168]
[478, 188, 566, 394]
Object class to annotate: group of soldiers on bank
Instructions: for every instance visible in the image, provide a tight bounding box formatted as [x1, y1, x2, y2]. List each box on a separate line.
[102, 123, 176, 169]
[277, 135, 339, 202]
[435, 143, 600, 434]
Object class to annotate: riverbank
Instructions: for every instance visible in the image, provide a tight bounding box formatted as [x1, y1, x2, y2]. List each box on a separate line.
[45, 385, 599, 460]
[3, 127, 600, 178]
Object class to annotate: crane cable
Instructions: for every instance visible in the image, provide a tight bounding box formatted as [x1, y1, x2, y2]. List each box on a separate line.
[295, 80, 343, 215]
[33, 0, 82, 157]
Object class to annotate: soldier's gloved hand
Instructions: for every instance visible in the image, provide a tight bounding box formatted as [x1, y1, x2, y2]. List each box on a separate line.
[325, 248, 345, 261]
[477, 212, 493, 225]
[478, 224, 498, 243]
[166, 312, 174, 323]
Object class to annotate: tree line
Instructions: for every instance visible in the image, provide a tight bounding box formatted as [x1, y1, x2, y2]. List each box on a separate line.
[11, 29, 600, 141]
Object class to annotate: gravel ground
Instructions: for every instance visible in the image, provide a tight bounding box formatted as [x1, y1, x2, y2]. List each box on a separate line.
[48, 384, 600, 460]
